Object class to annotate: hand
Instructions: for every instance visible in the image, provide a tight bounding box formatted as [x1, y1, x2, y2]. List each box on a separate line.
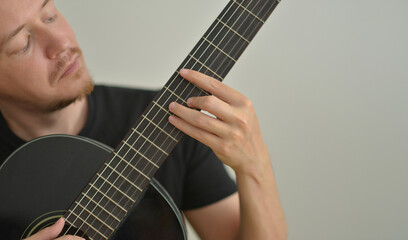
[24, 218, 85, 240]
[169, 69, 270, 174]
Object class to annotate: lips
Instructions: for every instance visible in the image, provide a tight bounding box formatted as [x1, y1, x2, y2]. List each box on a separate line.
[60, 58, 80, 79]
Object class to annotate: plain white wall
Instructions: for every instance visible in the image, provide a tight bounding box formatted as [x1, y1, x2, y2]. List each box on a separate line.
[56, 0, 408, 239]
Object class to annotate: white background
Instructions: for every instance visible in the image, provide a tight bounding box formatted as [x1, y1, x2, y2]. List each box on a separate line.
[56, 0, 408, 239]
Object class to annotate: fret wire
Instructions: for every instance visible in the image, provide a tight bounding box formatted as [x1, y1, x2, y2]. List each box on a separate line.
[153, 100, 186, 141]
[202, 36, 237, 63]
[216, 0, 279, 80]
[68, 209, 110, 239]
[252, 0, 280, 22]
[104, 162, 144, 192]
[124, 96, 180, 172]
[217, 0, 266, 78]
[188, 38, 236, 80]
[173, 71, 211, 96]
[74, 195, 123, 231]
[152, 100, 172, 115]
[105, 152, 151, 197]
[195, 3, 250, 81]
[140, 113, 181, 154]
[170, 74, 210, 98]
[72, 202, 116, 231]
[64, 218, 77, 230]
[154, 89, 179, 110]
[121, 140, 159, 168]
[232, 0, 265, 23]
[79, 193, 121, 222]
[188, 54, 225, 80]
[96, 173, 135, 202]
[63, 218, 91, 239]
[89, 182, 128, 213]
[142, 115, 179, 142]
[221, 1, 264, 41]
[205, 21, 248, 61]
[163, 86, 187, 104]
[211, 0, 258, 78]
[131, 128, 169, 156]
[165, 75, 201, 101]
[216, 18, 250, 43]
[112, 150, 152, 181]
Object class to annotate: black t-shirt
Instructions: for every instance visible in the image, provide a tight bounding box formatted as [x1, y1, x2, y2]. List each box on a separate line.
[0, 85, 237, 211]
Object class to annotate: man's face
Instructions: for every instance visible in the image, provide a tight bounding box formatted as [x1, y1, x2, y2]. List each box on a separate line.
[0, 0, 93, 113]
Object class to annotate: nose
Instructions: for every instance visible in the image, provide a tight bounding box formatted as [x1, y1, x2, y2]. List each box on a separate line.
[45, 29, 71, 60]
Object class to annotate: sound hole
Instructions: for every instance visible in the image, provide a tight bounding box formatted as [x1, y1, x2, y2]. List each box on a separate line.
[21, 210, 65, 238]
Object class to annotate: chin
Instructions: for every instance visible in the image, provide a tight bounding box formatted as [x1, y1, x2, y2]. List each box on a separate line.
[46, 75, 94, 113]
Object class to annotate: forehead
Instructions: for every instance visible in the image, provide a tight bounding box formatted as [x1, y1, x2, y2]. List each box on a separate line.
[0, 0, 44, 33]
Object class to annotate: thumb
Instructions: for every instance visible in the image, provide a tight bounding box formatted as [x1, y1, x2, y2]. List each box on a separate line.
[25, 218, 65, 240]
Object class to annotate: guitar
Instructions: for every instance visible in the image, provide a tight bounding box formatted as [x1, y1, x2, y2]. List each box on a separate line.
[0, 0, 280, 239]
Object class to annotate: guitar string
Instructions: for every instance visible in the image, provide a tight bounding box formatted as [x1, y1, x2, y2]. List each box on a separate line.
[66, 0, 274, 238]
[75, 0, 275, 238]
[63, 1, 239, 237]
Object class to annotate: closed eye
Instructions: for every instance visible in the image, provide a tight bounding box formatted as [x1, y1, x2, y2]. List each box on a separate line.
[18, 35, 32, 54]
[44, 14, 57, 23]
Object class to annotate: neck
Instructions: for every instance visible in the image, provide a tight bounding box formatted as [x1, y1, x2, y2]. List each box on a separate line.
[0, 98, 88, 141]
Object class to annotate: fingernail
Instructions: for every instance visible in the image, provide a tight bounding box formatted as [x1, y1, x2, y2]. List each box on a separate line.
[180, 69, 189, 75]
[169, 102, 175, 111]
[187, 98, 193, 106]
[169, 115, 175, 123]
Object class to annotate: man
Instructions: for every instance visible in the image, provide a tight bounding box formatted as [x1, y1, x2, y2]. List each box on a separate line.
[0, 0, 287, 239]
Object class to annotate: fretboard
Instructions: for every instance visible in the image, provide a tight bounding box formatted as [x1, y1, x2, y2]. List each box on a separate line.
[63, 0, 280, 239]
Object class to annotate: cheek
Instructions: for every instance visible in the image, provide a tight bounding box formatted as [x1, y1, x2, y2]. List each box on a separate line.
[4, 56, 51, 95]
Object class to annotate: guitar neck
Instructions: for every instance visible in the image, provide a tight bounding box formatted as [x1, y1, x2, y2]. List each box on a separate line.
[64, 1, 280, 239]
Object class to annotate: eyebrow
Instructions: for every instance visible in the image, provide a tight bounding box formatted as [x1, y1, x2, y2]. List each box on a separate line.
[0, 0, 51, 52]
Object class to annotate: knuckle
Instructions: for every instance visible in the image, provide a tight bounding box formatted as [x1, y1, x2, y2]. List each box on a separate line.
[241, 98, 253, 109]
[218, 143, 231, 156]
[238, 115, 250, 129]
[207, 78, 220, 92]
[233, 112, 250, 130]
[230, 129, 244, 142]
[203, 96, 216, 109]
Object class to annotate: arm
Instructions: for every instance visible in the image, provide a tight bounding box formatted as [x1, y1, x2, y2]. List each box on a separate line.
[169, 69, 287, 240]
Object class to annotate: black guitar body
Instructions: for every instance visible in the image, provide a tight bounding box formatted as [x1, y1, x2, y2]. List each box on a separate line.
[0, 135, 186, 239]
